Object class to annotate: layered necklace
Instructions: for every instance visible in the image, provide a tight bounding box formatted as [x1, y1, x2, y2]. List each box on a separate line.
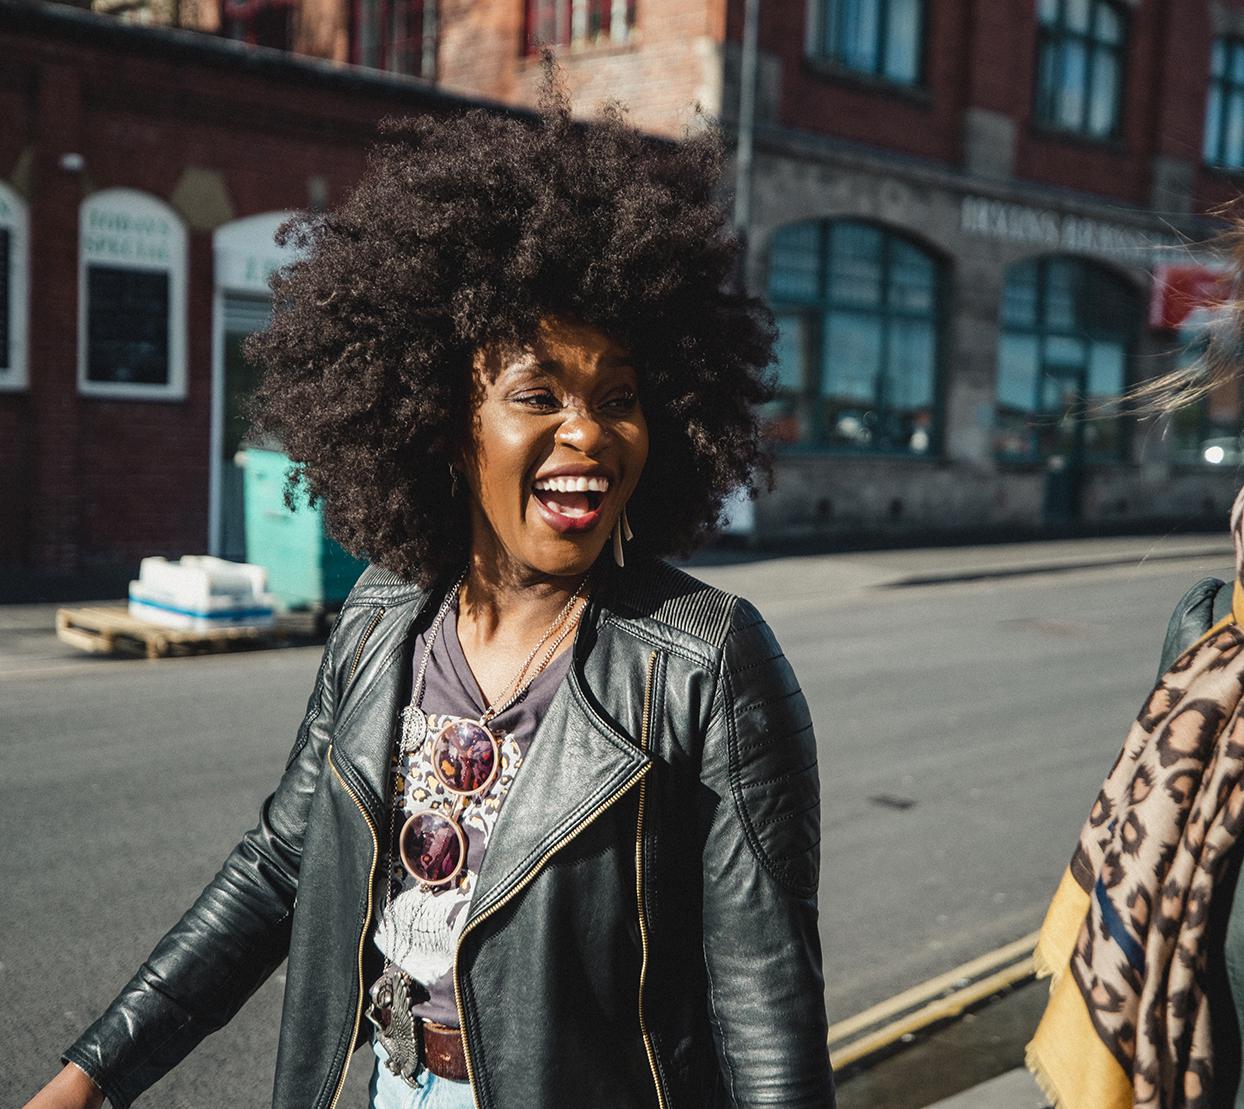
[390, 569, 589, 889]
[366, 570, 590, 1079]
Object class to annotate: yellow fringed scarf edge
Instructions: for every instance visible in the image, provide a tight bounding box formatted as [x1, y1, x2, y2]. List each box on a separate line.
[1026, 867, 1132, 1108]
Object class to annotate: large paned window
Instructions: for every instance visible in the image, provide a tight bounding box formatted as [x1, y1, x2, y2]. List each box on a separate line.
[353, 0, 437, 76]
[1035, 0, 1127, 139]
[1165, 329, 1244, 466]
[0, 182, 28, 391]
[812, 0, 925, 85]
[766, 219, 942, 453]
[526, 0, 635, 51]
[995, 257, 1138, 463]
[1205, 37, 1244, 169]
[79, 189, 187, 400]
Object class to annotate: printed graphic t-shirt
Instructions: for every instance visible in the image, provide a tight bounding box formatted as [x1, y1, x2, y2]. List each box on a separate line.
[370, 598, 572, 1027]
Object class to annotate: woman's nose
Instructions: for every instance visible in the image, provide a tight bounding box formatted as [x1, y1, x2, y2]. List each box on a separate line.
[555, 406, 608, 453]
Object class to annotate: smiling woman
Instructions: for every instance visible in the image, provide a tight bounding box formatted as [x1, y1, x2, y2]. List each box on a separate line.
[28, 64, 836, 1109]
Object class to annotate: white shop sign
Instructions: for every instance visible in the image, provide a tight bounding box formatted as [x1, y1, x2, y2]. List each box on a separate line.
[214, 211, 299, 295]
[78, 188, 188, 400]
[959, 195, 1178, 261]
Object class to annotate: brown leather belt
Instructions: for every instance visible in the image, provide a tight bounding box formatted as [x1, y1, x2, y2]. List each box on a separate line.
[421, 1019, 469, 1083]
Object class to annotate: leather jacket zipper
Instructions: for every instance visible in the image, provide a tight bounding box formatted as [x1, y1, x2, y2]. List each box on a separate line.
[325, 745, 380, 1109]
[635, 650, 669, 1109]
[449, 676, 658, 1105]
[347, 607, 386, 684]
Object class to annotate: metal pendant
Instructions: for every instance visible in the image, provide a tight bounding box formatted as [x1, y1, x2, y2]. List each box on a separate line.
[401, 705, 429, 751]
[365, 967, 425, 1087]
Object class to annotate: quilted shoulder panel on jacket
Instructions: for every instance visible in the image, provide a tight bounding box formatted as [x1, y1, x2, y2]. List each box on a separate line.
[609, 558, 739, 650]
[717, 598, 821, 898]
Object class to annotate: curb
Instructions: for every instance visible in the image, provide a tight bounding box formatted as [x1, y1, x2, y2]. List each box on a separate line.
[885, 545, 1235, 589]
[828, 932, 1039, 1073]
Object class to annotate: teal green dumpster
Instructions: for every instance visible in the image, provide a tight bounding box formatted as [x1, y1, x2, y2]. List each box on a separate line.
[240, 447, 366, 611]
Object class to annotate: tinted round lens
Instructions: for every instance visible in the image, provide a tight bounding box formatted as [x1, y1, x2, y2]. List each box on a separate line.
[399, 810, 465, 886]
[430, 720, 499, 795]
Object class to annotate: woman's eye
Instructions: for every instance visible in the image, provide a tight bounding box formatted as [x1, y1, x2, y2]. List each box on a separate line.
[516, 391, 559, 410]
[604, 391, 638, 412]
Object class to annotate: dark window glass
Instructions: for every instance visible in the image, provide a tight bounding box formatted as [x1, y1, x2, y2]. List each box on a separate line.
[1035, 0, 1127, 139]
[994, 257, 1138, 463]
[222, 0, 297, 50]
[86, 265, 170, 386]
[0, 228, 9, 372]
[817, 0, 925, 85]
[1204, 37, 1244, 168]
[351, 0, 435, 76]
[765, 219, 941, 453]
[527, 0, 633, 50]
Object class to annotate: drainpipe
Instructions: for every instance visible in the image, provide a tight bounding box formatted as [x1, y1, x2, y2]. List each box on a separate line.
[733, 0, 760, 285]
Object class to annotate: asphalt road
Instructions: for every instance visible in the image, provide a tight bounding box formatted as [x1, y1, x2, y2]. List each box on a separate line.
[1, 548, 1233, 1107]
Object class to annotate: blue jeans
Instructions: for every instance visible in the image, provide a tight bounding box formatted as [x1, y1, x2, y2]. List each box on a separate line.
[368, 1039, 476, 1109]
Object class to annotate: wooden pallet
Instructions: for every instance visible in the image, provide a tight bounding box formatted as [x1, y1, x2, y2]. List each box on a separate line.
[55, 605, 281, 659]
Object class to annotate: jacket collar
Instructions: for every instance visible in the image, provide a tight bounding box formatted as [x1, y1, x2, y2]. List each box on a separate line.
[329, 570, 651, 919]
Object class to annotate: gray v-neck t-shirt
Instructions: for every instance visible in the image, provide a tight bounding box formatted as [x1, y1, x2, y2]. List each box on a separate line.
[370, 598, 572, 1027]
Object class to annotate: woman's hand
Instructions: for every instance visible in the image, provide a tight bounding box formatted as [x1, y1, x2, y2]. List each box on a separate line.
[24, 1063, 105, 1109]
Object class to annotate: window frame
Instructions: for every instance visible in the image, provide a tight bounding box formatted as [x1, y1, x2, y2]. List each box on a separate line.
[765, 218, 946, 456]
[77, 188, 188, 402]
[807, 0, 928, 88]
[0, 181, 29, 393]
[994, 255, 1138, 465]
[1033, 0, 1129, 142]
[524, 0, 635, 52]
[350, 0, 437, 77]
[1204, 36, 1244, 170]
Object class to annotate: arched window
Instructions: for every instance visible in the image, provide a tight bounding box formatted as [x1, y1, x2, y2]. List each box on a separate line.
[1035, 0, 1127, 139]
[0, 181, 29, 391]
[78, 189, 188, 400]
[1204, 37, 1244, 168]
[766, 219, 942, 453]
[994, 256, 1138, 462]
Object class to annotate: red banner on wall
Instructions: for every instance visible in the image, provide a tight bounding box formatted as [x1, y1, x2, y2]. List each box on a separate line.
[1149, 263, 1233, 331]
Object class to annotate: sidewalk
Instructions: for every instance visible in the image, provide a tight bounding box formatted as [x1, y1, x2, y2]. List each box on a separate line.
[690, 531, 1234, 611]
[4, 533, 1234, 678]
[924, 1067, 1046, 1108]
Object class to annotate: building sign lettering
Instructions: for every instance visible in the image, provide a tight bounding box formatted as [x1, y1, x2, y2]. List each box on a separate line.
[83, 204, 173, 266]
[959, 195, 1176, 259]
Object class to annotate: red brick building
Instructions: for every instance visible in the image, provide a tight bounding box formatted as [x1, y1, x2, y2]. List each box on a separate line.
[0, 3, 492, 593]
[6, 0, 1244, 594]
[433, 0, 1244, 540]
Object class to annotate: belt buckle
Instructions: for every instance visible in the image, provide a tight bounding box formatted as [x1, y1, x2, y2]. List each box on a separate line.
[366, 966, 426, 1089]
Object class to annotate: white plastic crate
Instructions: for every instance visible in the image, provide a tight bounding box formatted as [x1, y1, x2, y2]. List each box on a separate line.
[128, 556, 275, 631]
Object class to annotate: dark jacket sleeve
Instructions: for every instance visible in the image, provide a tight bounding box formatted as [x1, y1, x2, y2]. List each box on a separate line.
[1158, 577, 1231, 678]
[699, 598, 836, 1108]
[60, 620, 345, 1108]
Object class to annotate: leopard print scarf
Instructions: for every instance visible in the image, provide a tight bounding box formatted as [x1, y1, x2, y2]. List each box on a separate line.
[1057, 489, 1244, 1107]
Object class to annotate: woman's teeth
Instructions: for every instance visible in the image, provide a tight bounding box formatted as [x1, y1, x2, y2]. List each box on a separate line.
[531, 476, 608, 520]
[532, 476, 611, 493]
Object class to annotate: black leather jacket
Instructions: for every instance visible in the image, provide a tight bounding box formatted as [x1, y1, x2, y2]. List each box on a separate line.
[64, 558, 835, 1108]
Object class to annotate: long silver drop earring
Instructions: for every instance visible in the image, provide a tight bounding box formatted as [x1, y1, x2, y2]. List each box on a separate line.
[448, 464, 460, 497]
[612, 506, 634, 567]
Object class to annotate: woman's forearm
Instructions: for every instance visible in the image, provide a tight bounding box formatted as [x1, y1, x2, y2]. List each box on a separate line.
[24, 1062, 105, 1109]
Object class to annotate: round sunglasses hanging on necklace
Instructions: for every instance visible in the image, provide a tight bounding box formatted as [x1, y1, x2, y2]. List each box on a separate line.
[393, 570, 589, 888]
[366, 570, 590, 1082]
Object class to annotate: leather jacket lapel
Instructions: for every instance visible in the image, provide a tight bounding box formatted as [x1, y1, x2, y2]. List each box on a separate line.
[332, 590, 429, 826]
[466, 665, 651, 926]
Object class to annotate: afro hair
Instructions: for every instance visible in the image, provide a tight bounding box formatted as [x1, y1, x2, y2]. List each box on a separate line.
[246, 70, 775, 586]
